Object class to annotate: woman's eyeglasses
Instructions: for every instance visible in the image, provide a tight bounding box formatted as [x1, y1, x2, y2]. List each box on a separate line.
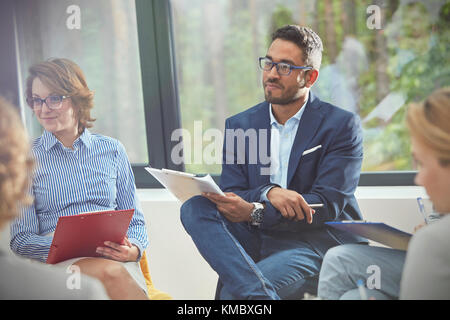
[26, 95, 70, 110]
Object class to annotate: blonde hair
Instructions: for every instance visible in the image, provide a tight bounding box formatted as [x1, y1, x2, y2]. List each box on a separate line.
[0, 97, 34, 228]
[406, 87, 450, 166]
[26, 58, 96, 134]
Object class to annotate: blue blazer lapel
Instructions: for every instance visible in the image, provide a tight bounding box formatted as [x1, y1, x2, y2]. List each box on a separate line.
[287, 93, 324, 187]
[250, 102, 272, 186]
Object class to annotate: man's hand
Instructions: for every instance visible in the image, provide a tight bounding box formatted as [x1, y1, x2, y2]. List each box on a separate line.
[267, 187, 315, 224]
[202, 192, 254, 223]
[96, 237, 140, 262]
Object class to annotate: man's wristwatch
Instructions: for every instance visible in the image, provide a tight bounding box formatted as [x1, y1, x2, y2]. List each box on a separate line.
[250, 202, 265, 226]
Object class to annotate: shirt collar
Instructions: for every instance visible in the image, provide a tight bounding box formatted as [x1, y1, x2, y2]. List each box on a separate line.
[41, 128, 92, 151]
[78, 128, 92, 148]
[41, 130, 59, 152]
[269, 92, 309, 126]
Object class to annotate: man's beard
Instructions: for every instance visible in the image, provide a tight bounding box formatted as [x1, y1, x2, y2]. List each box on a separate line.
[264, 77, 306, 105]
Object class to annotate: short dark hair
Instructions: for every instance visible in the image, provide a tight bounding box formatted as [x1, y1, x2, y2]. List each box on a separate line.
[271, 25, 323, 70]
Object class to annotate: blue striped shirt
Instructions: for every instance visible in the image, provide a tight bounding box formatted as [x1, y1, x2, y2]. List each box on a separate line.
[10, 129, 149, 263]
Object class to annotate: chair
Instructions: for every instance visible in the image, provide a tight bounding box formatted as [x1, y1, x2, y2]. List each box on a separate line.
[139, 251, 172, 300]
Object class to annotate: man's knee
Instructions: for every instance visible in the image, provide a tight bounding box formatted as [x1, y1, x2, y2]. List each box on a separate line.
[323, 245, 344, 263]
[321, 244, 365, 274]
[180, 195, 215, 231]
[324, 244, 359, 263]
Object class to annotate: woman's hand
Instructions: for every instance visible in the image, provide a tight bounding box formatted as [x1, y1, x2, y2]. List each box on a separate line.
[96, 237, 139, 262]
[413, 222, 427, 233]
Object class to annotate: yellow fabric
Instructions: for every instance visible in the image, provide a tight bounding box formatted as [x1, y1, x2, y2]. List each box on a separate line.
[139, 251, 172, 300]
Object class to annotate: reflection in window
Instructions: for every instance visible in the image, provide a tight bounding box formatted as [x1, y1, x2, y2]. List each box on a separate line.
[171, 0, 449, 174]
[14, 0, 148, 163]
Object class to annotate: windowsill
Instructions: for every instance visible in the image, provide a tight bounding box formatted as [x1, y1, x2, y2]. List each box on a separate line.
[137, 186, 428, 202]
[137, 188, 179, 202]
[354, 186, 427, 200]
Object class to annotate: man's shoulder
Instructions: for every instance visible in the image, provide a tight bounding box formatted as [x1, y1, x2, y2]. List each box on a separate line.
[225, 101, 269, 127]
[311, 94, 359, 122]
[224, 95, 359, 128]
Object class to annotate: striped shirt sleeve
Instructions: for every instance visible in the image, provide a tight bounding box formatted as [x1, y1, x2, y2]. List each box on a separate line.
[115, 141, 149, 260]
[10, 186, 53, 263]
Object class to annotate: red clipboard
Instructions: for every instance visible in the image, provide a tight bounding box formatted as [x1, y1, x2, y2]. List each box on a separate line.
[46, 209, 134, 264]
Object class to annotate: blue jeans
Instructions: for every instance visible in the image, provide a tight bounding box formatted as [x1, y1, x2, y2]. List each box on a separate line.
[180, 196, 323, 300]
[318, 244, 406, 300]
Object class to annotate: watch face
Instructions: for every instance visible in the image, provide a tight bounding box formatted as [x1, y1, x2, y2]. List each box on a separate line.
[251, 203, 264, 225]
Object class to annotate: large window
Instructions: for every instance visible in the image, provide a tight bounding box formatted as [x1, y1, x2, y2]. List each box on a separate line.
[4, 0, 449, 187]
[14, 0, 148, 163]
[170, 0, 450, 175]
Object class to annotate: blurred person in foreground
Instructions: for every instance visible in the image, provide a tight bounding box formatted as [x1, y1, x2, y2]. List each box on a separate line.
[0, 96, 108, 299]
[400, 87, 450, 299]
[318, 88, 450, 300]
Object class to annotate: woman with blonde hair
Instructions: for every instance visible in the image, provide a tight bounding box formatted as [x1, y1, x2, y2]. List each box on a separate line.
[317, 88, 450, 300]
[400, 87, 450, 299]
[0, 97, 107, 299]
[10, 58, 149, 300]
[0, 99, 33, 228]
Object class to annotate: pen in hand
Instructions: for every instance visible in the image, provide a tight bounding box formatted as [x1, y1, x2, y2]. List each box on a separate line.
[416, 197, 428, 225]
[357, 279, 368, 300]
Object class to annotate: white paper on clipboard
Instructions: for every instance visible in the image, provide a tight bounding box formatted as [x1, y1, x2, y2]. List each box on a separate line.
[145, 167, 225, 203]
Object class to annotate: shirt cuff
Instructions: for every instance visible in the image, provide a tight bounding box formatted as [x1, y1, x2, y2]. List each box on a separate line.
[260, 184, 277, 203]
[128, 238, 144, 262]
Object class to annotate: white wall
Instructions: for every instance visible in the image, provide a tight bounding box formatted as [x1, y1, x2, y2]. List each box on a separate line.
[0, 186, 430, 300]
[138, 189, 218, 300]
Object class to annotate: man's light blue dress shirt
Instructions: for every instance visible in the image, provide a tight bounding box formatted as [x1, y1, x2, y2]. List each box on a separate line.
[260, 97, 308, 202]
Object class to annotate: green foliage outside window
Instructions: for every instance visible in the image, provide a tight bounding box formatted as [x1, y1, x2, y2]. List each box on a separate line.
[171, 0, 450, 174]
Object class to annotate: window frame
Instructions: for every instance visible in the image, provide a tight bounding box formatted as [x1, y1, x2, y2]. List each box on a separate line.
[0, 0, 21, 110]
[133, 0, 184, 188]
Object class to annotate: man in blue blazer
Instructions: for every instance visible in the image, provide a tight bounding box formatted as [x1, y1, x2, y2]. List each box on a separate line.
[180, 25, 367, 300]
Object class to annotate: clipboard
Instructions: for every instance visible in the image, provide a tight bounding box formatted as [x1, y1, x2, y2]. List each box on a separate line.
[325, 221, 412, 251]
[145, 167, 225, 203]
[46, 209, 134, 264]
